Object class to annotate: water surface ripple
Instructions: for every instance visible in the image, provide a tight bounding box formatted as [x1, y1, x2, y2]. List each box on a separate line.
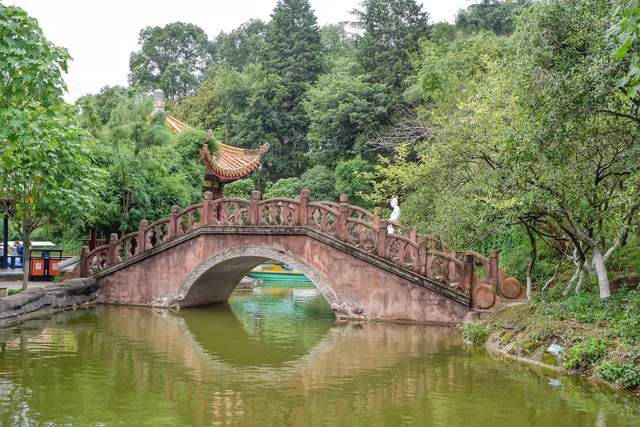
[0, 286, 638, 426]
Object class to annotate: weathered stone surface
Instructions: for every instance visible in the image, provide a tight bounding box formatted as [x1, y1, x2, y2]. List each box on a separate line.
[0, 278, 97, 327]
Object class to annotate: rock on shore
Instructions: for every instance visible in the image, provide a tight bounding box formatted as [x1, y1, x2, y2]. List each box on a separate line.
[0, 278, 98, 327]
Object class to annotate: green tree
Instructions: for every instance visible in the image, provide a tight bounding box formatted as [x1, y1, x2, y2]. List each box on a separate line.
[320, 23, 357, 69]
[374, 2, 640, 299]
[212, 20, 267, 70]
[94, 96, 207, 233]
[305, 70, 389, 165]
[0, 5, 101, 288]
[263, 0, 324, 90]
[129, 22, 213, 100]
[223, 179, 255, 199]
[508, 0, 640, 298]
[299, 165, 336, 201]
[612, 0, 640, 99]
[261, 0, 325, 177]
[76, 85, 130, 136]
[335, 157, 373, 207]
[456, 0, 530, 35]
[263, 177, 302, 199]
[353, 0, 429, 91]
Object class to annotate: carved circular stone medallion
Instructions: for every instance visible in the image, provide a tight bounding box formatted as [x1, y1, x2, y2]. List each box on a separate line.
[474, 284, 495, 309]
[500, 277, 522, 300]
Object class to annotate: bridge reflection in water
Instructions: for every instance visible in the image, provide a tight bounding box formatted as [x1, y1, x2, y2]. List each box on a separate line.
[0, 287, 638, 426]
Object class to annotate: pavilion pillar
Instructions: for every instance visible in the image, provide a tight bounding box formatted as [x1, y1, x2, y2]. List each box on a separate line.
[1, 215, 8, 269]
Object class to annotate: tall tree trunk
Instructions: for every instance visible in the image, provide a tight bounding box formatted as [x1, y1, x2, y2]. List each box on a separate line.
[21, 219, 30, 291]
[592, 246, 611, 299]
[574, 264, 588, 294]
[565, 247, 584, 296]
[542, 244, 568, 292]
[525, 226, 537, 300]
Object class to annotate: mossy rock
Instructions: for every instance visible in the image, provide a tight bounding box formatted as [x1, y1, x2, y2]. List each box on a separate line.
[542, 352, 558, 366]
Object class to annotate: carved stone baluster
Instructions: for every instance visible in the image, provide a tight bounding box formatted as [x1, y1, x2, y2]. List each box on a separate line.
[463, 254, 476, 306]
[146, 226, 154, 249]
[187, 211, 194, 232]
[448, 250, 457, 283]
[320, 209, 328, 229]
[219, 201, 228, 226]
[203, 191, 213, 225]
[298, 189, 309, 226]
[462, 254, 477, 307]
[108, 233, 118, 266]
[489, 250, 500, 295]
[373, 207, 381, 229]
[249, 191, 261, 225]
[169, 206, 179, 239]
[278, 201, 286, 225]
[228, 202, 236, 225]
[269, 202, 276, 225]
[337, 194, 349, 242]
[377, 218, 388, 258]
[126, 238, 134, 259]
[80, 246, 89, 277]
[137, 220, 148, 255]
[418, 244, 427, 275]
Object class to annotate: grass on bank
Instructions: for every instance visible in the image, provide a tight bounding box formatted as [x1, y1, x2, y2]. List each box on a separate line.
[463, 286, 640, 392]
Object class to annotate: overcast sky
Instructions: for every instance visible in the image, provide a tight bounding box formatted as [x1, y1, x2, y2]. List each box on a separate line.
[6, 0, 470, 102]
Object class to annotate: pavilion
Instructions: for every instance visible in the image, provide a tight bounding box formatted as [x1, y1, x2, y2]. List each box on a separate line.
[88, 91, 269, 250]
[155, 90, 269, 199]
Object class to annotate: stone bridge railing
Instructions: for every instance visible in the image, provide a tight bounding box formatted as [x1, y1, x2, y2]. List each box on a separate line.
[80, 190, 523, 309]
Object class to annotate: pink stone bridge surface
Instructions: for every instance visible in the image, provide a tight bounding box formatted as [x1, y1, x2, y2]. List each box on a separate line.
[82, 190, 524, 324]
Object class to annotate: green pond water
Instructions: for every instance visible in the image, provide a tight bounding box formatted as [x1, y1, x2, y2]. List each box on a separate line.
[0, 285, 639, 426]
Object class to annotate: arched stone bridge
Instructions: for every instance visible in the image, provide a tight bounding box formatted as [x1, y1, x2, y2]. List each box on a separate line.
[81, 190, 524, 323]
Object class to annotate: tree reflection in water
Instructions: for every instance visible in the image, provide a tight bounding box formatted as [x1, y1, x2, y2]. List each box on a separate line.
[0, 287, 638, 426]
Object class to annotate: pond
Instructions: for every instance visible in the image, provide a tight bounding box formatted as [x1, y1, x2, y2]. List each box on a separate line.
[0, 285, 638, 426]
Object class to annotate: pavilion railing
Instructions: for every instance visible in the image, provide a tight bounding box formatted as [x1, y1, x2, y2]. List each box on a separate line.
[81, 189, 513, 307]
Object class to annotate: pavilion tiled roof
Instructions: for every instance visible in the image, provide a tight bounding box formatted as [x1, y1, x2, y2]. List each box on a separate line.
[166, 115, 269, 182]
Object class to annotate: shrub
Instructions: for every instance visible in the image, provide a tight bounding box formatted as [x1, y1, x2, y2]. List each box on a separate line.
[596, 360, 626, 383]
[223, 179, 255, 199]
[562, 337, 608, 371]
[462, 321, 490, 345]
[175, 127, 218, 158]
[335, 157, 372, 207]
[299, 165, 336, 201]
[263, 177, 301, 199]
[596, 360, 640, 389]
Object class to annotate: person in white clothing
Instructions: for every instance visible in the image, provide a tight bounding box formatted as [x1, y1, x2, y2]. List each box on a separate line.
[387, 196, 400, 234]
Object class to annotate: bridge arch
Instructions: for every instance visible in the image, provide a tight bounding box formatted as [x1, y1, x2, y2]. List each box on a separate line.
[89, 192, 526, 323]
[174, 247, 339, 310]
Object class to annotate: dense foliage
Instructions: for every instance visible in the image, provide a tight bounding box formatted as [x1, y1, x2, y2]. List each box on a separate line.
[80, 96, 209, 234]
[365, 1, 639, 300]
[0, 5, 100, 287]
[6, 0, 638, 304]
[612, 0, 640, 99]
[129, 22, 214, 100]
